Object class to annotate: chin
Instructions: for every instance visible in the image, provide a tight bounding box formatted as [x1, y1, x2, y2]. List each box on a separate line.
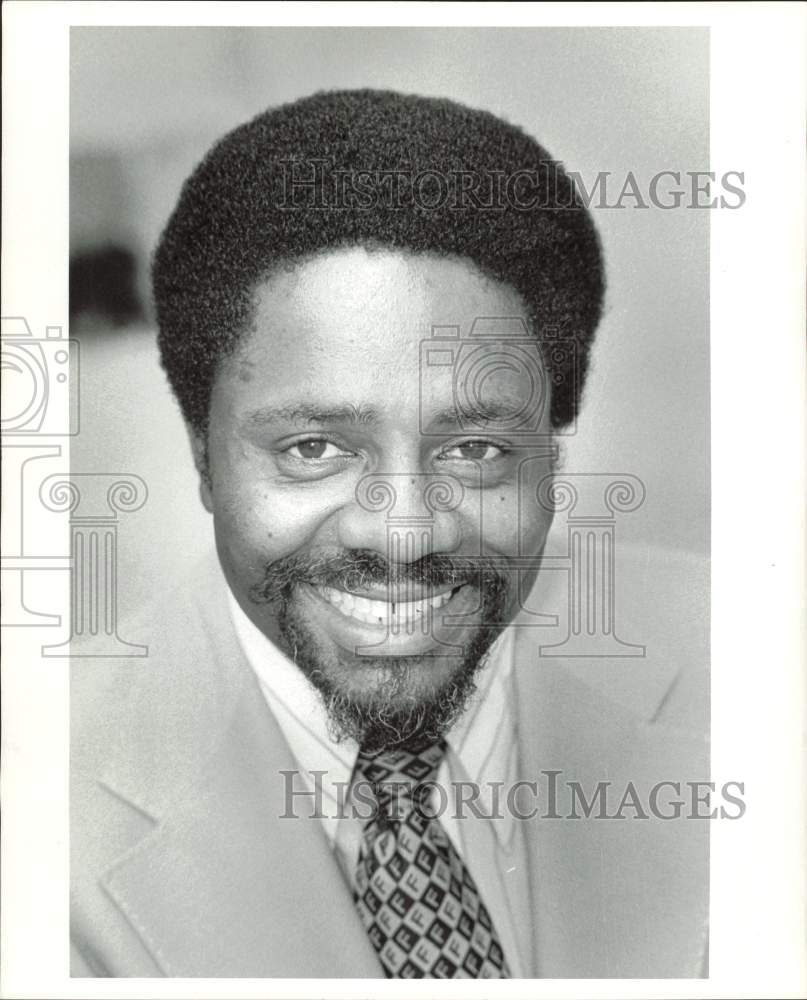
[279, 598, 504, 752]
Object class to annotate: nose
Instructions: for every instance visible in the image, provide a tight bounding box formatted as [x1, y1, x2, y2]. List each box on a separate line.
[336, 472, 464, 563]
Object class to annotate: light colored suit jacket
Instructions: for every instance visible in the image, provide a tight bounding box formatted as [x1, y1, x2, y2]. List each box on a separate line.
[71, 547, 709, 978]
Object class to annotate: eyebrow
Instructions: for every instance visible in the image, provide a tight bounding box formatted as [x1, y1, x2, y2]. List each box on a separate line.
[242, 399, 535, 432]
[428, 400, 534, 428]
[242, 403, 381, 427]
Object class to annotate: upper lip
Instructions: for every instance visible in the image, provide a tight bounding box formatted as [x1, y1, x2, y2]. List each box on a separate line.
[310, 583, 463, 604]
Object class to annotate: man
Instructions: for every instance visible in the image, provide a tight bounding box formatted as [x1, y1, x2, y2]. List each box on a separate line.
[71, 89, 708, 978]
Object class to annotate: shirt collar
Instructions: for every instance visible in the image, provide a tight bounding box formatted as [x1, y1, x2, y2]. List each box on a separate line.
[227, 590, 518, 845]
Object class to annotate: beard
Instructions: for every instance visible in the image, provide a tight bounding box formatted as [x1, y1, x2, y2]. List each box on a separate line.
[249, 550, 509, 754]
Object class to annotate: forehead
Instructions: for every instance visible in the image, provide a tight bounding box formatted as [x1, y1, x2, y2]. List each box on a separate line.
[221, 247, 533, 414]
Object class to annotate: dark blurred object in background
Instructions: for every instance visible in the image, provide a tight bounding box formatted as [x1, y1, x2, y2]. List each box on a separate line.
[69, 245, 144, 332]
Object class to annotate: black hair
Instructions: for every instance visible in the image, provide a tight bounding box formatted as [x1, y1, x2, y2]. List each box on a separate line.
[153, 88, 604, 434]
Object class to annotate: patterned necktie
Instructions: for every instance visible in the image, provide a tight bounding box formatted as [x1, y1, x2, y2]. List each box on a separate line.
[351, 739, 511, 979]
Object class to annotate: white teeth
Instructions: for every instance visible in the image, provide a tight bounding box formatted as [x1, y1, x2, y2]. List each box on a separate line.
[315, 586, 456, 627]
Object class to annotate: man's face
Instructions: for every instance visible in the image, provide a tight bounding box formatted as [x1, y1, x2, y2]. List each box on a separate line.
[198, 247, 555, 750]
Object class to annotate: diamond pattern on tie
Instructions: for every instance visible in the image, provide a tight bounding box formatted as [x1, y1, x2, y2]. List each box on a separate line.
[352, 740, 510, 979]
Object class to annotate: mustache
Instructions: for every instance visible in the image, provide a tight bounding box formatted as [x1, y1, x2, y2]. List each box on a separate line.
[249, 549, 508, 605]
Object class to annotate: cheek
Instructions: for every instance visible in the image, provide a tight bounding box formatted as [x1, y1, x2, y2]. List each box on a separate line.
[475, 490, 553, 555]
[471, 460, 555, 557]
[212, 477, 349, 579]
[475, 489, 520, 553]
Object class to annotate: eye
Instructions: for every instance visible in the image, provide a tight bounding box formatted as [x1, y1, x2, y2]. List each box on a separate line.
[285, 438, 353, 461]
[440, 440, 507, 462]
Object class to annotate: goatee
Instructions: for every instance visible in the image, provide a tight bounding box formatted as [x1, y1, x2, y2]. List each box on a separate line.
[250, 550, 508, 753]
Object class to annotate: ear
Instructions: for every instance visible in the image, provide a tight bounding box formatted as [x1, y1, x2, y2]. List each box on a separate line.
[185, 422, 214, 514]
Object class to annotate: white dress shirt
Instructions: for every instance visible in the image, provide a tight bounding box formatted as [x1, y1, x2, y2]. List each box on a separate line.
[228, 592, 535, 976]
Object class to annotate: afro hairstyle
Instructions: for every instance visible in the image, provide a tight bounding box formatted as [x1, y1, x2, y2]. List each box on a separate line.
[152, 88, 604, 435]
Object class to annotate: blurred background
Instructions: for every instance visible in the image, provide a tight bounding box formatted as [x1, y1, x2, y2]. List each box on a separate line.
[70, 26, 709, 619]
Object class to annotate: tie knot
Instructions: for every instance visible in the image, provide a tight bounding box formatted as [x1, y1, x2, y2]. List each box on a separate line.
[356, 737, 447, 785]
[353, 739, 447, 823]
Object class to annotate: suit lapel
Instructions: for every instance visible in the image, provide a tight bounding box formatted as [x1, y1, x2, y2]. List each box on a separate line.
[97, 565, 381, 977]
[90, 553, 708, 978]
[513, 626, 709, 978]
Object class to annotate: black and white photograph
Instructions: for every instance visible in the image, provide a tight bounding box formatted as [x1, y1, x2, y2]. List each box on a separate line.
[1, 4, 805, 997]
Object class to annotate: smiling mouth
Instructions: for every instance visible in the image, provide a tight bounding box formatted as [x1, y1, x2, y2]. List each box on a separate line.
[312, 584, 462, 628]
